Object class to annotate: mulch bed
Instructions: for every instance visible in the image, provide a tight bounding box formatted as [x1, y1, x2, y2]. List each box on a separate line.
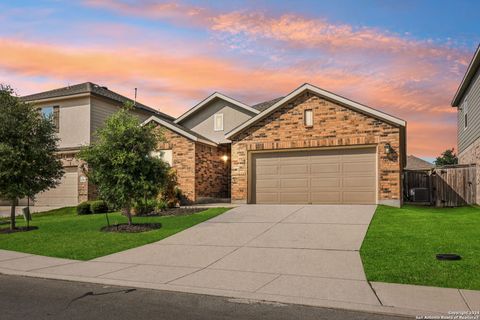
[0, 226, 39, 234]
[139, 207, 207, 217]
[101, 223, 162, 233]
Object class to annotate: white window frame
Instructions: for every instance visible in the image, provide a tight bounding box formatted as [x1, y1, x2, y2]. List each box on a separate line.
[214, 113, 224, 131]
[464, 100, 468, 130]
[304, 109, 313, 127]
[151, 150, 173, 166]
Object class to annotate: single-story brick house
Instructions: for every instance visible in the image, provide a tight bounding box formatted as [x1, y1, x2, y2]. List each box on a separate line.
[145, 83, 406, 207]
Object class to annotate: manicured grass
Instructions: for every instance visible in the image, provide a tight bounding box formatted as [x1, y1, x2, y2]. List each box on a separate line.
[360, 205, 480, 290]
[0, 207, 229, 260]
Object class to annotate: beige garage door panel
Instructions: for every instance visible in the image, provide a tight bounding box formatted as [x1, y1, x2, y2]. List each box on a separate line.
[35, 167, 78, 206]
[253, 148, 376, 204]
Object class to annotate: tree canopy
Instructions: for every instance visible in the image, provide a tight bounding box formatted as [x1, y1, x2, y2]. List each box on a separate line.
[434, 148, 458, 166]
[0, 85, 64, 230]
[78, 105, 168, 225]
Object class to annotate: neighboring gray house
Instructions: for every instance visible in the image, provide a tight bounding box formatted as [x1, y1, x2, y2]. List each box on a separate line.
[1, 82, 172, 207]
[451, 44, 480, 203]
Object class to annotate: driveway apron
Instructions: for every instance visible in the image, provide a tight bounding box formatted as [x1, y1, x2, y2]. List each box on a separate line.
[92, 204, 378, 306]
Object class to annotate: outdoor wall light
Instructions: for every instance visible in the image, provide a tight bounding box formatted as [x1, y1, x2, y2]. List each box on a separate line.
[384, 143, 393, 154]
[221, 154, 229, 162]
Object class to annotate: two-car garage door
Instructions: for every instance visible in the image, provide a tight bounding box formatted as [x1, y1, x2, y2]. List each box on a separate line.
[252, 148, 376, 204]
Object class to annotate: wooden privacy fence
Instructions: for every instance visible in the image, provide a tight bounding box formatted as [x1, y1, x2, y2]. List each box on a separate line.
[403, 164, 476, 207]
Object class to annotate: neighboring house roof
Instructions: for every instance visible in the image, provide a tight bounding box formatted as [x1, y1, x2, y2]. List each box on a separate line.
[251, 97, 284, 112]
[405, 155, 434, 170]
[225, 83, 406, 139]
[175, 92, 260, 124]
[142, 116, 217, 147]
[21, 82, 175, 121]
[452, 44, 480, 107]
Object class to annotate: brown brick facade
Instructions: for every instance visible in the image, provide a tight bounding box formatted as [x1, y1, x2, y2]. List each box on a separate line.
[230, 92, 404, 205]
[156, 126, 196, 203]
[195, 144, 230, 201]
[459, 136, 480, 204]
[155, 125, 230, 203]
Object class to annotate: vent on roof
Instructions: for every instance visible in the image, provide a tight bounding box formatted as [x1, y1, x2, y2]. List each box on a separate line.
[101, 86, 108, 90]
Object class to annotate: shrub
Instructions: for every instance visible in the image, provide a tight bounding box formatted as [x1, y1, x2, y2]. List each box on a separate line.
[161, 169, 181, 208]
[155, 199, 168, 212]
[133, 198, 157, 216]
[76, 201, 92, 215]
[90, 200, 108, 214]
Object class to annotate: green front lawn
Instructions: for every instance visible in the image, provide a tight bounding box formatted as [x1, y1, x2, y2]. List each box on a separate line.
[0, 207, 229, 260]
[360, 205, 480, 290]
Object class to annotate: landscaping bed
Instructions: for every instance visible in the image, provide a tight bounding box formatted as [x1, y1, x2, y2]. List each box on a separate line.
[101, 223, 162, 233]
[140, 207, 207, 217]
[0, 206, 229, 260]
[360, 205, 480, 290]
[0, 226, 38, 234]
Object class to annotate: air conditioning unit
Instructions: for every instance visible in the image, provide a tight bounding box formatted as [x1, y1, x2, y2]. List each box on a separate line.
[409, 188, 429, 202]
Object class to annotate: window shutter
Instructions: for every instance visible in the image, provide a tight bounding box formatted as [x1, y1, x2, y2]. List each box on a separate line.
[53, 106, 60, 132]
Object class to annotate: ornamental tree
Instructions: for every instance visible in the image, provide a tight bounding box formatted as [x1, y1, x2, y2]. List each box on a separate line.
[434, 148, 458, 166]
[78, 104, 168, 225]
[0, 85, 64, 230]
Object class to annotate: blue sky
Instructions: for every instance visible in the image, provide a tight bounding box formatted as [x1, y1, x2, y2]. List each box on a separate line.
[1, 0, 479, 159]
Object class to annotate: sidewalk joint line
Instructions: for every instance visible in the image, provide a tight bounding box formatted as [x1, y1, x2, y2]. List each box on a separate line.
[366, 281, 383, 306]
[253, 274, 282, 293]
[458, 289, 472, 311]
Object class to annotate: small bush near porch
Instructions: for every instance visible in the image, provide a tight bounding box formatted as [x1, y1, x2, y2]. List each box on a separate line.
[360, 205, 480, 290]
[0, 206, 229, 260]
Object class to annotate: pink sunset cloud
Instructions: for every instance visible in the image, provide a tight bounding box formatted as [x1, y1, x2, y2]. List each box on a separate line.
[1, 1, 473, 158]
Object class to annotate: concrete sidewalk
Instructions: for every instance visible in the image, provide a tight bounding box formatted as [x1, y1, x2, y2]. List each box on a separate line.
[0, 250, 478, 317]
[0, 204, 478, 317]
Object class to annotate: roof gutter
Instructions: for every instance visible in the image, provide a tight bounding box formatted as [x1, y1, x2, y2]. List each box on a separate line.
[451, 44, 480, 107]
[22, 92, 91, 103]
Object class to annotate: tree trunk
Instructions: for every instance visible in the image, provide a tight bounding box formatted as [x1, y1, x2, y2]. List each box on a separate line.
[10, 198, 17, 230]
[123, 203, 133, 226]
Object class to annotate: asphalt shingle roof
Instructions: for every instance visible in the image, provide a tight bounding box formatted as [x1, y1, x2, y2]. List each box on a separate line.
[21, 82, 175, 121]
[405, 155, 434, 170]
[251, 97, 284, 112]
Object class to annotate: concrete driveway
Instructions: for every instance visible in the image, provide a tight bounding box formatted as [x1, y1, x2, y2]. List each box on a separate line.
[91, 205, 379, 306]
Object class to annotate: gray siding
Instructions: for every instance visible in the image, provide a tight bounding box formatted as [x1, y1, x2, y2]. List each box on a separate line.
[180, 98, 256, 143]
[35, 96, 91, 149]
[90, 96, 152, 135]
[458, 68, 480, 153]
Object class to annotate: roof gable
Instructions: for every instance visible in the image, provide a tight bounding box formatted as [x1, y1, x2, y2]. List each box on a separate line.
[21, 82, 175, 121]
[175, 92, 259, 124]
[142, 116, 217, 146]
[225, 83, 406, 139]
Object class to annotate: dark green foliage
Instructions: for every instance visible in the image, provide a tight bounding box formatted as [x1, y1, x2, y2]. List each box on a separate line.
[90, 200, 109, 214]
[155, 199, 168, 212]
[133, 199, 157, 216]
[161, 169, 181, 207]
[434, 148, 458, 166]
[0, 85, 64, 229]
[76, 202, 92, 215]
[78, 104, 169, 225]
